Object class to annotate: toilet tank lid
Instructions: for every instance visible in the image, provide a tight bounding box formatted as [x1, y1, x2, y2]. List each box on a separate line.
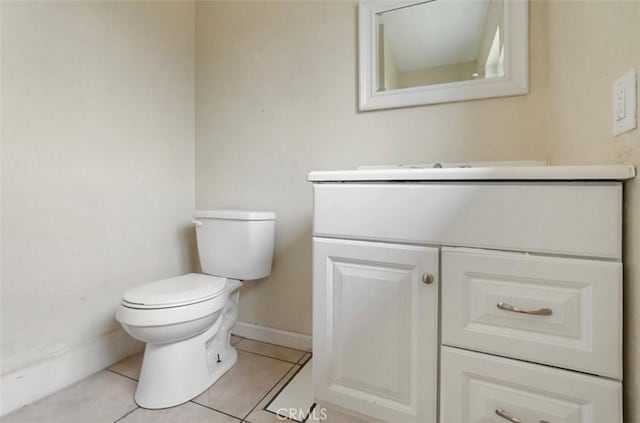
[194, 209, 276, 221]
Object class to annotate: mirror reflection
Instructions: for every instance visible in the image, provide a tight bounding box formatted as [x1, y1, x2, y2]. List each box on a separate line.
[376, 0, 505, 91]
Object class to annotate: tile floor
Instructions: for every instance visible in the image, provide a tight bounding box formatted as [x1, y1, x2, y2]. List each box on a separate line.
[2, 337, 369, 423]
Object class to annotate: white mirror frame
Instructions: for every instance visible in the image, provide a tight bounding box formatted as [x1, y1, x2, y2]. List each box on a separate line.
[359, 0, 528, 111]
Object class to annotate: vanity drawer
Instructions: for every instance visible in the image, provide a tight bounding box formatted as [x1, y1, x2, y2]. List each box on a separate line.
[440, 346, 622, 423]
[441, 248, 622, 379]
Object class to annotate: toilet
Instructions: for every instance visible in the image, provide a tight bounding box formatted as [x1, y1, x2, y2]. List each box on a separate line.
[116, 209, 276, 409]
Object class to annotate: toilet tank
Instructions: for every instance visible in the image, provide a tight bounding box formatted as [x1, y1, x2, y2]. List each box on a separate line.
[193, 210, 276, 280]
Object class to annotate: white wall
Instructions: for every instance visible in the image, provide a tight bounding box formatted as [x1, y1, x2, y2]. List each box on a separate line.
[195, 0, 548, 336]
[1, 0, 196, 376]
[544, 2, 640, 421]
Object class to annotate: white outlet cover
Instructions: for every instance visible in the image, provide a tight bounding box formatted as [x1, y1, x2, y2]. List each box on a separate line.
[612, 68, 637, 136]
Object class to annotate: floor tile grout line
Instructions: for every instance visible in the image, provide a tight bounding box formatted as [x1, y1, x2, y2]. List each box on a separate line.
[241, 361, 299, 421]
[113, 406, 139, 423]
[106, 368, 139, 383]
[236, 348, 305, 365]
[297, 353, 312, 366]
[189, 400, 245, 421]
[268, 359, 317, 423]
[264, 366, 302, 423]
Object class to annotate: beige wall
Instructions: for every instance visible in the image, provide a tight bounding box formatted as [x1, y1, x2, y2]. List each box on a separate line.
[544, 1, 640, 421]
[1, 1, 196, 374]
[195, 0, 548, 335]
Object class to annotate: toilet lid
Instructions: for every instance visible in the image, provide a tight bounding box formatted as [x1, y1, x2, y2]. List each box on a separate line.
[122, 273, 227, 308]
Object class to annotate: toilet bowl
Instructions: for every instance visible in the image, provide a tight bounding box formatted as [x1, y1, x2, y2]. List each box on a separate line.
[116, 210, 276, 409]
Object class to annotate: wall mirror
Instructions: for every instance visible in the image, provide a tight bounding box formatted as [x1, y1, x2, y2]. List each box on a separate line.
[359, 0, 528, 110]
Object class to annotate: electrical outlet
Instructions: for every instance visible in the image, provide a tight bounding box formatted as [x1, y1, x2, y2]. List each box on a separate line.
[612, 69, 637, 136]
[615, 80, 625, 121]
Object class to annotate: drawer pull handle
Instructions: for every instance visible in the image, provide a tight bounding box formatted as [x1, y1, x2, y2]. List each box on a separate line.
[497, 302, 553, 316]
[496, 409, 522, 423]
[496, 408, 550, 423]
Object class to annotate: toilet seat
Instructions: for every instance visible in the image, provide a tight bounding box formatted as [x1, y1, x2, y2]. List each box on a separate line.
[117, 273, 231, 328]
[122, 273, 227, 309]
[117, 294, 227, 328]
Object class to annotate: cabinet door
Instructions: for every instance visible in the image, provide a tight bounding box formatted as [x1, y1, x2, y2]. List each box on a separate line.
[313, 238, 439, 423]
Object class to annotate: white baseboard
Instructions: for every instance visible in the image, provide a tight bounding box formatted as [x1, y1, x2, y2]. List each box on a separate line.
[232, 321, 312, 352]
[0, 329, 143, 417]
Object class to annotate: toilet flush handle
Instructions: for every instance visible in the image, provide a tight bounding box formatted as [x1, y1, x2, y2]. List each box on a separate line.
[192, 220, 203, 227]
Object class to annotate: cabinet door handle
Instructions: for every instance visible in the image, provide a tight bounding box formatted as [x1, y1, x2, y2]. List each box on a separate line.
[496, 408, 550, 423]
[422, 273, 434, 284]
[497, 302, 552, 316]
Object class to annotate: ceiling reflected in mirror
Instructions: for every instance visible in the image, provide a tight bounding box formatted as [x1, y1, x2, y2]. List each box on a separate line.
[376, 0, 505, 92]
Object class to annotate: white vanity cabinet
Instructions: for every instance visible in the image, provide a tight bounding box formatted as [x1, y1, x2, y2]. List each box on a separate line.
[309, 165, 635, 423]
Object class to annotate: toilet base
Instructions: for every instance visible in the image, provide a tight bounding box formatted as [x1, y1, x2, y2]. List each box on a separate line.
[134, 281, 242, 409]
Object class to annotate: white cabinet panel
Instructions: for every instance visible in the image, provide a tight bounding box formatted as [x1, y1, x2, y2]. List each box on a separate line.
[440, 347, 622, 423]
[442, 248, 622, 379]
[313, 182, 622, 259]
[313, 238, 438, 423]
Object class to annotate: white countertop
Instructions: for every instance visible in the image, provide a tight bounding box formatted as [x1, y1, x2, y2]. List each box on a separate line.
[308, 164, 636, 182]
